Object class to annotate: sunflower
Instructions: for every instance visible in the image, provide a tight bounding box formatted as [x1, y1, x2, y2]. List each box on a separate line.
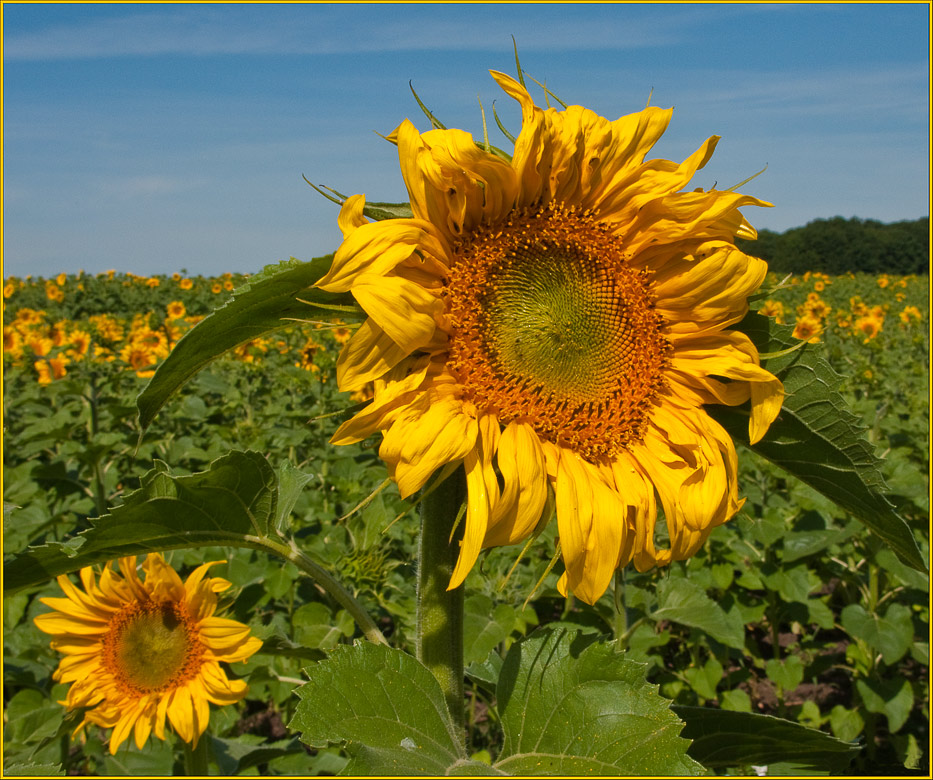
[316, 71, 784, 604]
[34, 553, 262, 754]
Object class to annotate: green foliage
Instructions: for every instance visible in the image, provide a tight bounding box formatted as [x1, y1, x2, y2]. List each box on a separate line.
[3, 269, 928, 775]
[738, 216, 929, 275]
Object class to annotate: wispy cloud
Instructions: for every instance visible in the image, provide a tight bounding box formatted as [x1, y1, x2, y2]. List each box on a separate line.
[2, 4, 794, 61]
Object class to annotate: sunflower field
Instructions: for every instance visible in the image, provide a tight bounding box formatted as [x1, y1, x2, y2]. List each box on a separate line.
[2, 265, 928, 776]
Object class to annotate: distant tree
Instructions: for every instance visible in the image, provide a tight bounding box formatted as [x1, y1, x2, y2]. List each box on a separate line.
[736, 216, 929, 274]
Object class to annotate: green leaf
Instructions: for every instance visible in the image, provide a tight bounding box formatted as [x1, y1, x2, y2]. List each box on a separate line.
[3, 451, 279, 592]
[651, 577, 746, 650]
[274, 460, 316, 535]
[463, 594, 516, 666]
[684, 656, 724, 700]
[673, 706, 860, 772]
[856, 676, 914, 733]
[2, 765, 64, 777]
[290, 642, 497, 776]
[136, 255, 360, 431]
[765, 656, 805, 692]
[494, 628, 703, 776]
[210, 736, 306, 776]
[715, 311, 926, 572]
[840, 603, 914, 665]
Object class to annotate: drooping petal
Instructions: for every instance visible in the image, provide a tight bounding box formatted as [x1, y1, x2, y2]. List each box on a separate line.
[337, 193, 369, 238]
[331, 356, 432, 445]
[396, 119, 519, 241]
[335, 318, 411, 391]
[653, 244, 769, 334]
[316, 217, 449, 294]
[351, 272, 443, 353]
[379, 393, 478, 498]
[554, 450, 628, 605]
[485, 420, 548, 547]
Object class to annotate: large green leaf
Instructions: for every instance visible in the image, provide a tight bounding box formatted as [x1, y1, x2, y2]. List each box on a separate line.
[673, 706, 860, 772]
[290, 642, 499, 776]
[494, 628, 703, 776]
[3, 451, 280, 592]
[136, 255, 360, 431]
[652, 577, 746, 650]
[716, 311, 927, 571]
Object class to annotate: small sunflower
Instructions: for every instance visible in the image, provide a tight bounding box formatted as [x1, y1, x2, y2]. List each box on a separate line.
[316, 71, 783, 604]
[34, 553, 262, 754]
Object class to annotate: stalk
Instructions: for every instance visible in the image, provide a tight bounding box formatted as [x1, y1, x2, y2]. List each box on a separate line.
[416, 468, 467, 732]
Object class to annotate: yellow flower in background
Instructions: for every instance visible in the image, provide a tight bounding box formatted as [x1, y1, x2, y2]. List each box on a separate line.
[34, 553, 262, 755]
[759, 299, 785, 323]
[56, 272, 68, 287]
[45, 282, 65, 303]
[146, 277, 161, 288]
[34, 356, 69, 384]
[899, 305, 923, 326]
[89, 314, 125, 343]
[3, 326, 22, 357]
[3, 281, 15, 298]
[223, 280, 234, 291]
[179, 278, 194, 291]
[316, 71, 784, 604]
[877, 275, 890, 288]
[211, 283, 223, 294]
[166, 301, 187, 321]
[855, 314, 883, 343]
[66, 328, 93, 360]
[793, 315, 822, 343]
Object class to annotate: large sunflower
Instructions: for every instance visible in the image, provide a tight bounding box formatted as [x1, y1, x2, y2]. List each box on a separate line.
[317, 71, 784, 604]
[34, 553, 262, 754]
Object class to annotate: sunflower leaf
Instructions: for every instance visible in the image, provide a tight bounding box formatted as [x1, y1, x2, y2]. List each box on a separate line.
[493, 627, 704, 776]
[290, 642, 500, 776]
[136, 255, 360, 432]
[713, 311, 927, 572]
[672, 706, 860, 771]
[2, 451, 281, 592]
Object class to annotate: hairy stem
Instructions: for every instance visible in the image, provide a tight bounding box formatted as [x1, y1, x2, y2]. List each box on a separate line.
[417, 467, 467, 732]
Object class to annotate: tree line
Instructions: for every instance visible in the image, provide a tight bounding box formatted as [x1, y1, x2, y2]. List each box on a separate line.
[736, 216, 929, 275]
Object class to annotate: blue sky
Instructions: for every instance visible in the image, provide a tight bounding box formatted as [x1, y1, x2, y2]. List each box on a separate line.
[3, 2, 930, 278]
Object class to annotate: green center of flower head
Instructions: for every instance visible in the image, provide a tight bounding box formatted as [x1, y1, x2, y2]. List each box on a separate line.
[447, 203, 672, 458]
[106, 601, 202, 694]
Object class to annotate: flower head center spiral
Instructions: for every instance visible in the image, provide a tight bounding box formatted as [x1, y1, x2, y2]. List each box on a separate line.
[446, 203, 672, 459]
[104, 600, 203, 695]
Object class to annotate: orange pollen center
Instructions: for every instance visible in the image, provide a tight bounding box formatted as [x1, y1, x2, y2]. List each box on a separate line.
[445, 203, 672, 459]
[102, 598, 204, 696]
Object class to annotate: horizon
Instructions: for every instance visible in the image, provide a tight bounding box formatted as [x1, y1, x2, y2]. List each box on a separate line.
[3, 3, 930, 278]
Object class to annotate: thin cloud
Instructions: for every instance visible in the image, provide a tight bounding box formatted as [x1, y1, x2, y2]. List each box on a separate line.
[1, 4, 804, 61]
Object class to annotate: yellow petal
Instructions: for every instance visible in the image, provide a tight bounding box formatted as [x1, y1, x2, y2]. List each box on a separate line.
[338, 193, 368, 238]
[654, 244, 768, 334]
[316, 217, 449, 294]
[336, 318, 410, 391]
[449, 442, 492, 590]
[351, 273, 441, 353]
[485, 421, 548, 547]
[380, 395, 477, 498]
[555, 451, 626, 605]
[396, 118, 519, 241]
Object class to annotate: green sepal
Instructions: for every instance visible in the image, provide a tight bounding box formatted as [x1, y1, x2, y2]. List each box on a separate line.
[136, 255, 361, 432]
[718, 310, 927, 572]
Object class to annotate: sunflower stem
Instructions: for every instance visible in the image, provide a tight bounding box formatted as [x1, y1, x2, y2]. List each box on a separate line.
[263, 538, 389, 646]
[417, 467, 467, 734]
[182, 732, 211, 776]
